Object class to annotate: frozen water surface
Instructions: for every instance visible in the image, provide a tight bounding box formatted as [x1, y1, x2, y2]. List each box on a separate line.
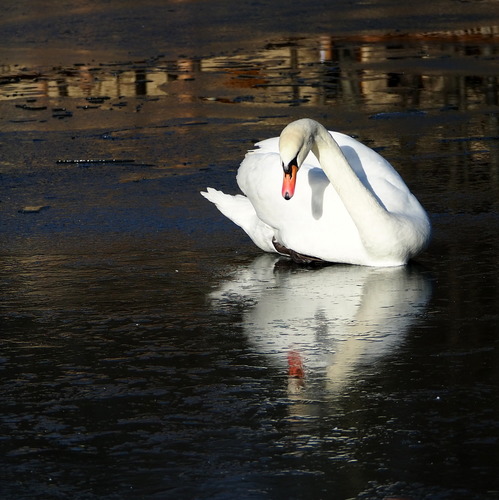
[1, 1, 499, 499]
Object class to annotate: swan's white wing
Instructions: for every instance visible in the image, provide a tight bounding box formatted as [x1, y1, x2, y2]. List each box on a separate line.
[331, 132, 426, 217]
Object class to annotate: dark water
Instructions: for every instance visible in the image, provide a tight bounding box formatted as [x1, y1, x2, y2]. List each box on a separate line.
[1, 1, 499, 499]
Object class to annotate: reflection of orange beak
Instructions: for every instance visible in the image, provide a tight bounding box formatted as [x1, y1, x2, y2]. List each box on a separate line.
[282, 164, 298, 200]
[288, 350, 304, 379]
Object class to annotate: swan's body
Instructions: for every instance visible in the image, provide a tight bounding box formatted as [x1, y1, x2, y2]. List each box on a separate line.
[201, 119, 431, 267]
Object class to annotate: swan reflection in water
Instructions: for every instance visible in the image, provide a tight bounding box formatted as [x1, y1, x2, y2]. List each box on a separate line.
[210, 255, 431, 395]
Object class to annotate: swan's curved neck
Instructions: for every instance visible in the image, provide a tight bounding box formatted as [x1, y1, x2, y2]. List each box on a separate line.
[312, 125, 388, 217]
[311, 123, 406, 259]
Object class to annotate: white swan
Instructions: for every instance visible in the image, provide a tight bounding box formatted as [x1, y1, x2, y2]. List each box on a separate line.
[201, 118, 431, 266]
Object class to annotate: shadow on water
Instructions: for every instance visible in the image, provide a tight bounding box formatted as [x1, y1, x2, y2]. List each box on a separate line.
[1, 6, 499, 499]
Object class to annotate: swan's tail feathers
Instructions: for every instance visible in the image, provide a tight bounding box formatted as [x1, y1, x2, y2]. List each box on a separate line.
[200, 187, 277, 253]
[201, 188, 251, 222]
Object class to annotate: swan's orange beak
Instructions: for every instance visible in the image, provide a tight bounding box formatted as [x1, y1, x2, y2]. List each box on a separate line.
[282, 164, 298, 200]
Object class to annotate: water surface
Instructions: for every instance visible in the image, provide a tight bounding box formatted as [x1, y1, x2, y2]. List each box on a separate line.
[1, 2, 499, 499]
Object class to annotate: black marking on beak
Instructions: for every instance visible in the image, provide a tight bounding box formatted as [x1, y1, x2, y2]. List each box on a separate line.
[282, 155, 299, 175]
[281, 157, 299, 200]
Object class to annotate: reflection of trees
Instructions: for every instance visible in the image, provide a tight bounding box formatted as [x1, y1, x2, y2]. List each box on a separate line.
[2, 26, 498, 108]
[312, 31, 499, 111]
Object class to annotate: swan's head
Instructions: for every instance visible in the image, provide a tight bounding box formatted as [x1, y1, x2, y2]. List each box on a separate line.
[279, 119, 317, 200]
